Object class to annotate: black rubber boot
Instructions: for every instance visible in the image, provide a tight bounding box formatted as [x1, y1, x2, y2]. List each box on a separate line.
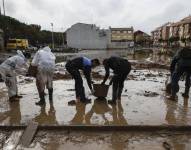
[48, 88, 53, 101]
[182, 88, 189, 98]
[108, 100, 116, 105]
[9, 95, 19, 102]
[117, 88, 123, 100]
[36, 92, 45, 106]
[81, 98, 91, 104]
[167, 95, 177, 101]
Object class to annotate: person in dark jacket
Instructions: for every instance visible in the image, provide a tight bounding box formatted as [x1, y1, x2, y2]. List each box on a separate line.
[65, 57, 100, 104]
[168, 47, 191, 100]
[102, 56, 131, 105]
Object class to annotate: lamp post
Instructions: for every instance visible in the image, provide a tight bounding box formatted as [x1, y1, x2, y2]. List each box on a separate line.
[51, 23, 54, 50]
[2, 0, 5, 16]
[61, 27, 64, 47]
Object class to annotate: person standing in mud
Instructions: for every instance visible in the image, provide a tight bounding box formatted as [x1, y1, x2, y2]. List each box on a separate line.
[102, 56, 131, 105]
[32, 46, 56, 105]
[65, 57, 100, 104]
[0, 50, 31, 102]
[168, 46, 191, 100]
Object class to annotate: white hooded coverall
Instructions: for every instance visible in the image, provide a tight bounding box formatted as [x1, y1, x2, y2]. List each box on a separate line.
[32, 46, 55, 94]
[0, 50, 28, 97]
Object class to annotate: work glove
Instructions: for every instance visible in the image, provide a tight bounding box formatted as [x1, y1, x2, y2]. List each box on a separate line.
[109, 80, 113, 86]
[101, 81, 105, 85]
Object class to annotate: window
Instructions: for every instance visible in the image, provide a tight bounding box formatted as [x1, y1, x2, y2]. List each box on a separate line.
[8, 40, 16, 43]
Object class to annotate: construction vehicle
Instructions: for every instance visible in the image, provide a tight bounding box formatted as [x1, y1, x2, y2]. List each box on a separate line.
[6, 39, 29, 50]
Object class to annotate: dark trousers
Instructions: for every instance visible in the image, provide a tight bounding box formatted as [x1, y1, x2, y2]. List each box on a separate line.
[112, 73, 128, 101]
[171, 66, 191, 96]
[66, 64, 86, 101]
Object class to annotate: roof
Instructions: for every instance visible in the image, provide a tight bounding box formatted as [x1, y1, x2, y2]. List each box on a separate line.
[180, 15, 191, 24]
[134, 30, 150, 36]
[110, 27, 134, 31]
[171, 15, 191, 27]
[151, 22, 172, 32]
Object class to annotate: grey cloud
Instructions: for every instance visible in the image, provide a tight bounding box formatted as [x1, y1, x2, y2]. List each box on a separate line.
[4, 0, 17, 15]
[3, 0, 191, 33]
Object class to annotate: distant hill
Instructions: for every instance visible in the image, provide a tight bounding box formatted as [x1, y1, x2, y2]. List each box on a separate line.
[0, 15, 66, 47]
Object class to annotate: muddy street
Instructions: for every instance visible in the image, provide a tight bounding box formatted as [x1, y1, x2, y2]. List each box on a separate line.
[0, 50, 191, 150]
[0, 68, 191, 126]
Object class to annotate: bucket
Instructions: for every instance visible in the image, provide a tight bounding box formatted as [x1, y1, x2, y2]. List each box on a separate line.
[93, 84, 109, 98]
[28, 65, 38, 77]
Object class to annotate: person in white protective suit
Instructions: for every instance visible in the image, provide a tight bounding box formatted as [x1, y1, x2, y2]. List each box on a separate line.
[32, 46, 56, 106]
[0, 50, 31, 102]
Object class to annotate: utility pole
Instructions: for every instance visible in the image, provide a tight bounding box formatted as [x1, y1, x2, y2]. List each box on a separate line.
[61, 27, 64, 47]
[51, 23, 54, 50]
[2, 0, 5, 16]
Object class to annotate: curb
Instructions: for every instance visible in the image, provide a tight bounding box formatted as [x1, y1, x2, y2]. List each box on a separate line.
[1, 125, 191, 131]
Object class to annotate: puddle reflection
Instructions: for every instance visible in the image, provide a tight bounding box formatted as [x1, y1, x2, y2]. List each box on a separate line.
[69, 98, 128, 125]
[70, 102, 86, 125]
[165, 95, 189, 125]
[34, 102, 58, 125]
[85, 98, 111, 125]
[111, 100, 128, 125]
[8, 101, 21, 125]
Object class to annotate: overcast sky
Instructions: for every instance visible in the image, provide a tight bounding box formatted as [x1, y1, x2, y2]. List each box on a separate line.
[2, 0, 191, 33]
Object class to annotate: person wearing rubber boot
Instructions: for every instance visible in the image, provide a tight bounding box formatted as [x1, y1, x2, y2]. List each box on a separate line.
[0, 50, 31, 102]
[32, 46, 55, 106]
[102, 56, 131, 105]
[168, 46, 191, 101]
[65, 57, 100, 104]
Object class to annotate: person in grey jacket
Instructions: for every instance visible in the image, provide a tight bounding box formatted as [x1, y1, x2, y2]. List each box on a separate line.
[168, 47, 191, 100]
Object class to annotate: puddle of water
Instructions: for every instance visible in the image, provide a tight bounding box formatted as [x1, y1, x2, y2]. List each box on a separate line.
[0, 69, 190, 126]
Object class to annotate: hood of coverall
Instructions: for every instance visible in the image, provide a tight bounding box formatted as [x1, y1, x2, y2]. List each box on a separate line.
[42, 46, 52, 52]
[17, 50, 25, 59]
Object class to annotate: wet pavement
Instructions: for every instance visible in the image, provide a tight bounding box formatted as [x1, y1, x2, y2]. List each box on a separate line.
[0, 68, 191, 126]
[1, 130, 191, 150]
[1, 50, 191, 150]
[28, 131, 191, 150]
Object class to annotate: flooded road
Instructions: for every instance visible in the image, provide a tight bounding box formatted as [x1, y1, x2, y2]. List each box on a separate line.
[0, 68, 190, 126]
[1, 50, 191, 150]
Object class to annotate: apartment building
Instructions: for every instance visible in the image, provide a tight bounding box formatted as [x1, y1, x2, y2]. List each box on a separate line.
[151, 26, 162, 46]
[152, 15, 191, 47]
[108, 27, 134, 48]
[134, 30, 151, 46]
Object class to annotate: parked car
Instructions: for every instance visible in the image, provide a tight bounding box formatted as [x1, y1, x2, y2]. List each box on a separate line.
[28, 45, 38, 51]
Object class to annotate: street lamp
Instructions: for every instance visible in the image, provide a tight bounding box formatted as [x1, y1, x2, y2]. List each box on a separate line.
[2, 0, 5, 16]
[51, 23, 54, 50]
[61, 27, 64, 47]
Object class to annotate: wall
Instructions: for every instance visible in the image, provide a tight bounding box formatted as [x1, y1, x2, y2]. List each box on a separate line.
[66, 23, 109, 49]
